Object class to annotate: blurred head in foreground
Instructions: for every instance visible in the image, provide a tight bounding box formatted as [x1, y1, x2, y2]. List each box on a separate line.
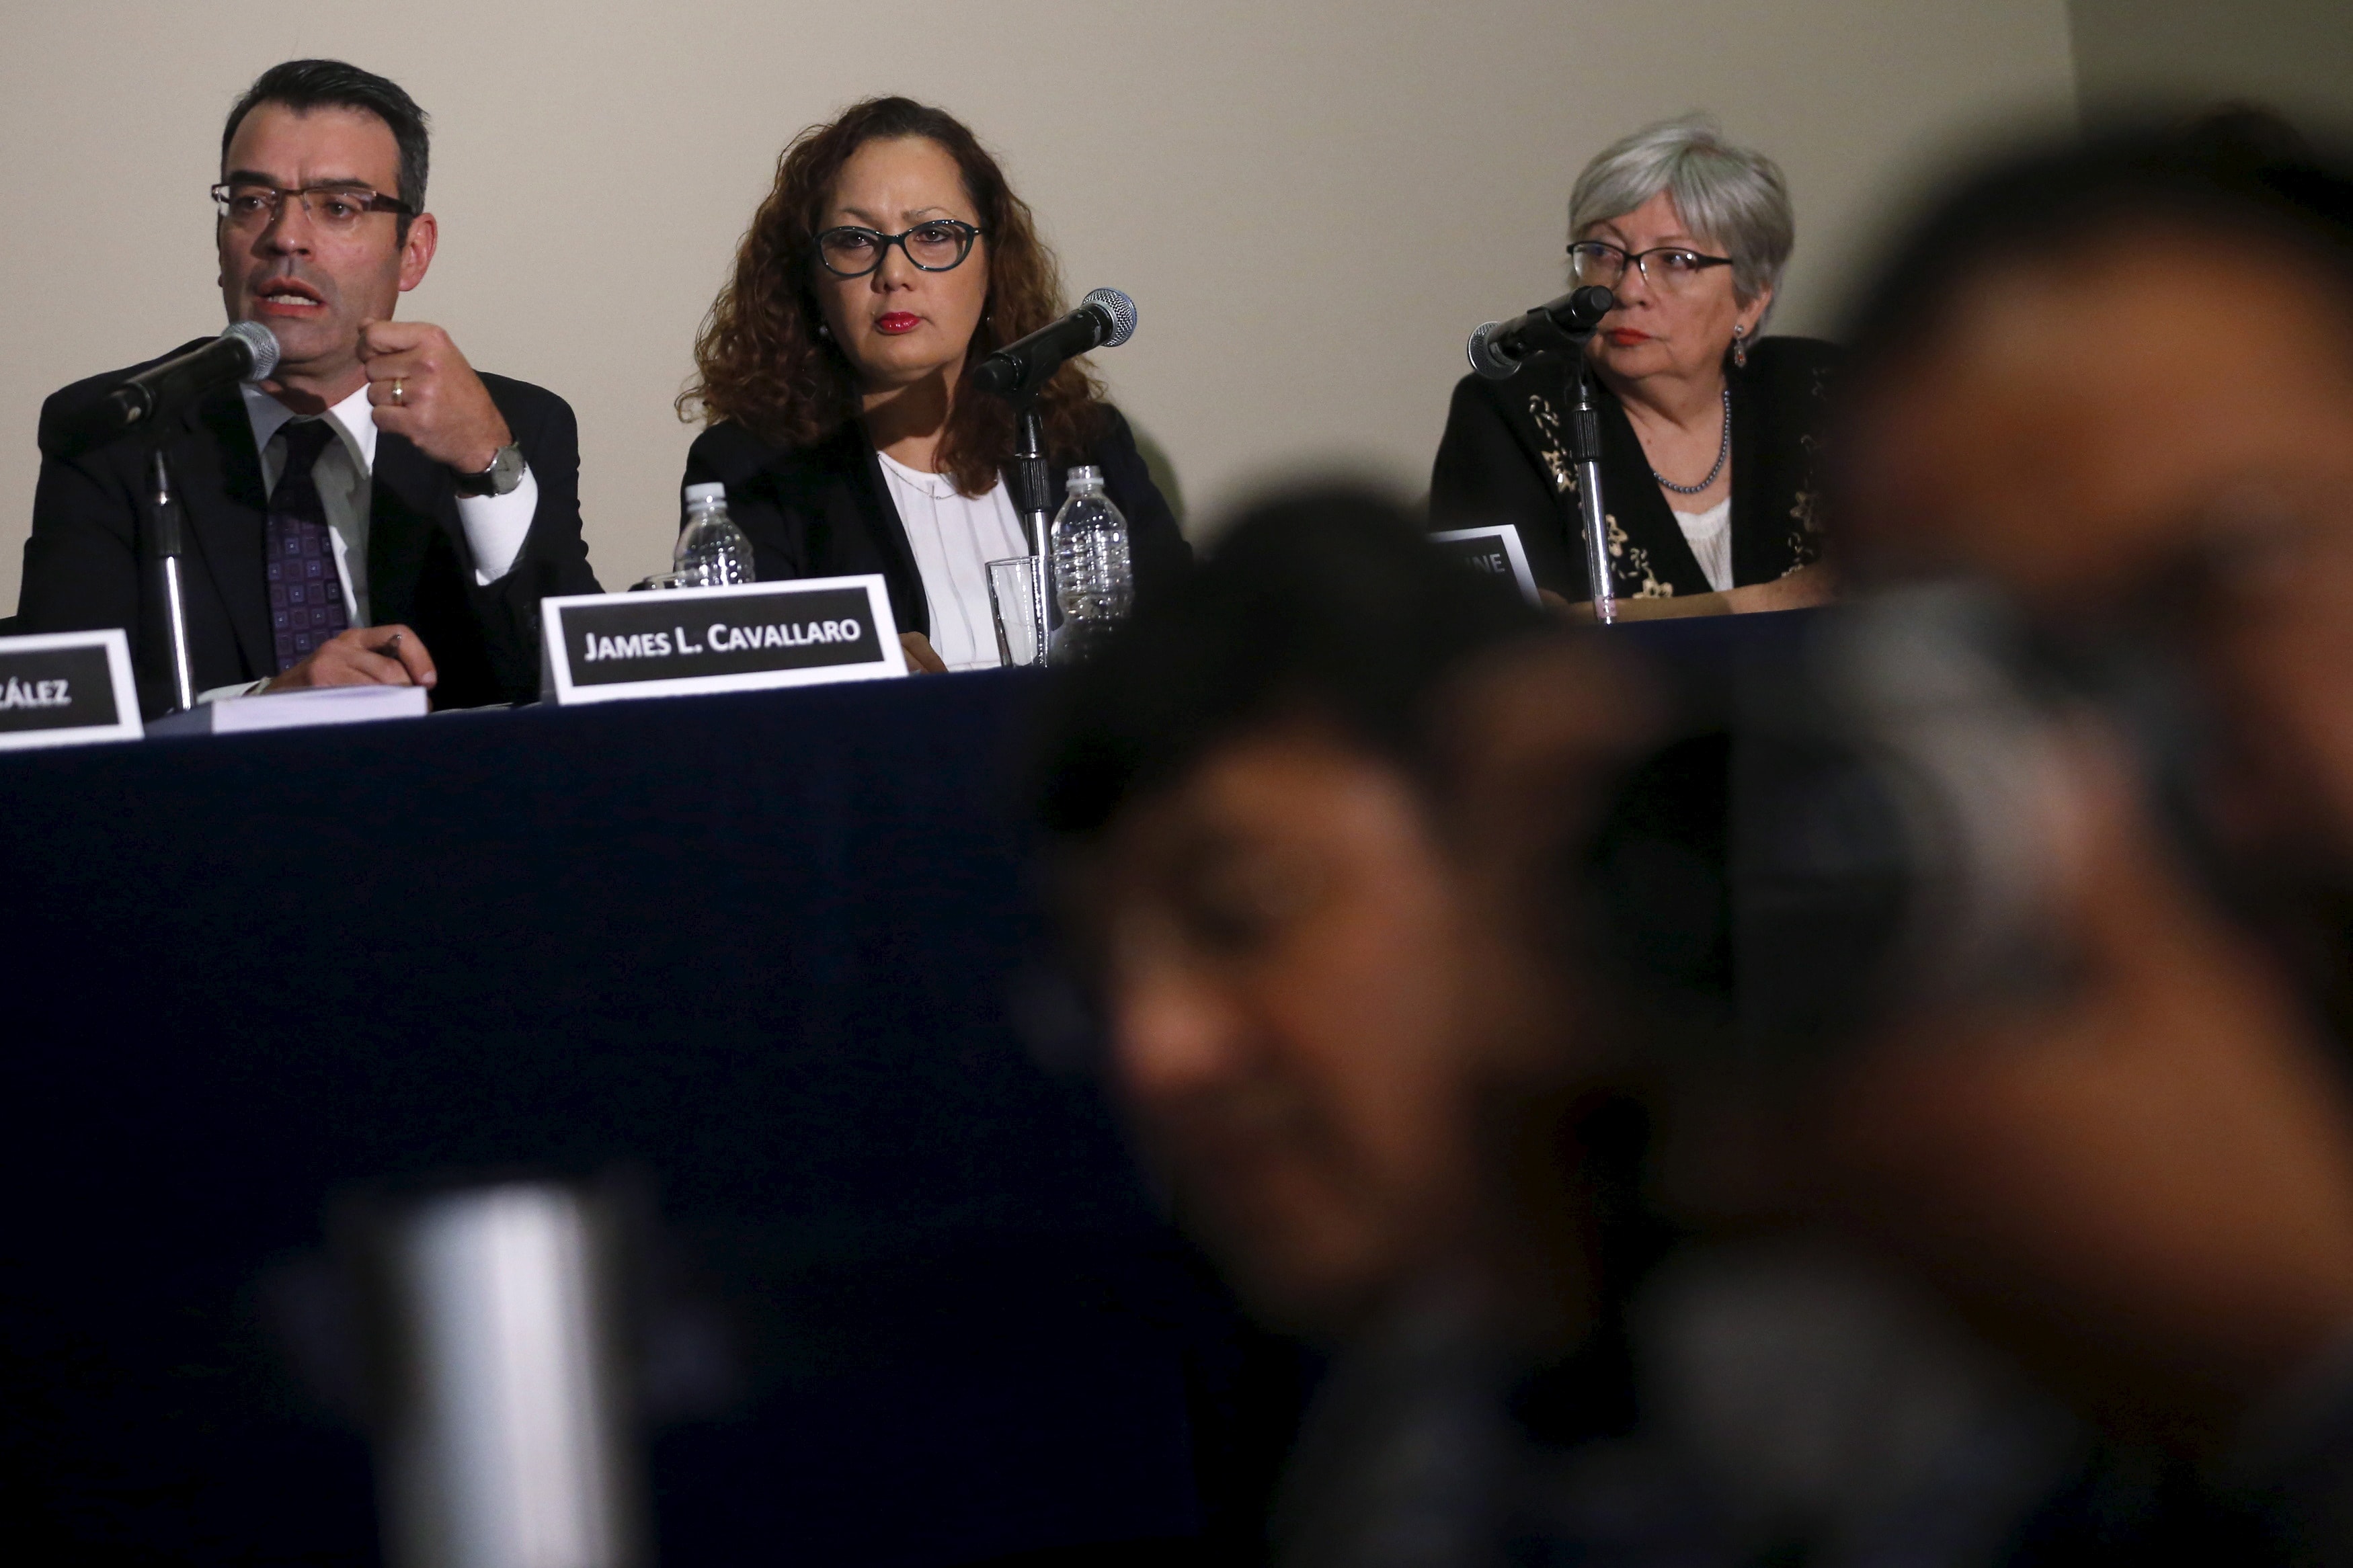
[1804, 119, 2353, 1464]
[1835, 118, 2353, 878]
[1034, 491, 1638, 1335]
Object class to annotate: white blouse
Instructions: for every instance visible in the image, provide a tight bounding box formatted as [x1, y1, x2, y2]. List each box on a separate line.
[875, 452, 1033, 671]
[1671, 497, 1734, 594]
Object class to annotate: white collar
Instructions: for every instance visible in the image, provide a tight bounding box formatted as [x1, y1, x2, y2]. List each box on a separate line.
[240, 379, 379, 473]
[875, 448, 964, 499]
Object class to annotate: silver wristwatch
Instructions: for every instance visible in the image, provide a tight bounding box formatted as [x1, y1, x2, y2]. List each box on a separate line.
[454, 442, 526, 497]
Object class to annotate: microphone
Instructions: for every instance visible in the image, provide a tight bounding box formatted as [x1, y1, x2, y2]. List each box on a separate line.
[971, 288, 1138, 401]
[61, 322, 282, 450]
[1466, 285, 1616, 380]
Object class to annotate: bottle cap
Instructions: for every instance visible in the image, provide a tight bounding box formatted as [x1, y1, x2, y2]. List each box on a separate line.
[1065, 465, 1104, 491]
[683, 482, 727, 505]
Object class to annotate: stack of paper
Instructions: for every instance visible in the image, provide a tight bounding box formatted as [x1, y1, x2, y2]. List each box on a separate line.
[147, 684, 431, 737]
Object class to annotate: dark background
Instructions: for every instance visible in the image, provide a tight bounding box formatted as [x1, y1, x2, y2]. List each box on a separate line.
[0, 616, 1771, 1564]
[0, 669, 1304, 1565]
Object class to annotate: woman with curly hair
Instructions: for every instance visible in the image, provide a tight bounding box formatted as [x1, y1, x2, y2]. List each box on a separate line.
[678, 97, 1188, 671]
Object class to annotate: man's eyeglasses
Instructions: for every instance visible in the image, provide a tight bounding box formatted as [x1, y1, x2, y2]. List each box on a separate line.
[815, 221, 985, 278]
[212, 182, 414, 233]
[1568, 241, 1734, 292]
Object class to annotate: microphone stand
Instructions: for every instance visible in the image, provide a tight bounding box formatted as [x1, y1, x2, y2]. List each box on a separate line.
[148, 448, 197, 711]
[1006, 402, 1054, 666]
[1566, 357, 1616, 625]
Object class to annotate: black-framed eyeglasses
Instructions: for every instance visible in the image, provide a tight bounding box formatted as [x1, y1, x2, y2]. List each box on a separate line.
[1568, 240, 1734, 292]
[212, 181, 414, 233]
[815, 220, 985, 278]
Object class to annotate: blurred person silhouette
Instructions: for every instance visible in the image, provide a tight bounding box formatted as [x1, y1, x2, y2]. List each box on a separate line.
[1036, 118, 2353, 1568]
[1033, 491, 1650, 1563]
[1031, 494, 2096, 1566]
[1778, 115, 2353, 1561]
[1832, 110, 2353, 1016]
[1037, 130, 2353, 1549]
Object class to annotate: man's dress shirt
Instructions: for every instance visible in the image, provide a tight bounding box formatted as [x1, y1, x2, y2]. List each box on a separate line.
[19, 339, 600, 716]
[204, 382, 539, 700]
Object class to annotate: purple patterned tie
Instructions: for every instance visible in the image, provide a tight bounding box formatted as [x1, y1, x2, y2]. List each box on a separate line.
[266, 417, 350, 672]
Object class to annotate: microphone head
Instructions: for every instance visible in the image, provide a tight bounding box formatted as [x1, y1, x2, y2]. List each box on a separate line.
[970, 352, 1021, 399]
[1564, 285, 1616, 332]
[1466, 322, 1521, 381]
[1080, 288, 1138, 349]
[225, 320, 281, 382]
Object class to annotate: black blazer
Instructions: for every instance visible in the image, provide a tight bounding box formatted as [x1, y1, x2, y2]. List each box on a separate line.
[1430, 335, 1836, 602]
[680, 404, 1189, 640]
[17, 341, 600, 716]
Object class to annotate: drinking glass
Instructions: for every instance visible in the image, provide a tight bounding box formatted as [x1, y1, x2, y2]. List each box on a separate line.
[988, 556, 1043, 668]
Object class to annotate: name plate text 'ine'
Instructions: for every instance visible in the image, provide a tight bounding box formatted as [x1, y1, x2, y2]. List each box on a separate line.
[1429, 524, 1542, 607]
[0, 629, 143, 751]
[540, 576, 907, 705]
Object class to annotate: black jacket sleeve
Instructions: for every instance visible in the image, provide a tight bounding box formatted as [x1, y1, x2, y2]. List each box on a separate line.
[1431, 372, 1561, 536]
[366, 374, 600, 707]
[1429, 369, 1591, 597]
[680, 420, 815, 589]
[473, 376, 600, 695]
[17, 350, 197, 645]
[19, 410, 144, 641]
[19, 354, 225, 716]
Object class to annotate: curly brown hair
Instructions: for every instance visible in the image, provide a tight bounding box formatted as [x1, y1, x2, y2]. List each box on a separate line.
[678, 96, 1106, 497]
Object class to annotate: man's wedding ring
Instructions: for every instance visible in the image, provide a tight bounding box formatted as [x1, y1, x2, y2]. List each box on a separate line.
[391, 378, 405, 407]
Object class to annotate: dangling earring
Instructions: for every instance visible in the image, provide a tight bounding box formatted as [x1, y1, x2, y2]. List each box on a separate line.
[1732, 325, 1749, 370]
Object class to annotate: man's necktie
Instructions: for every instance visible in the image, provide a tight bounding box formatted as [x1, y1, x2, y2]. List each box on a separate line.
[266, 418, 350, 672]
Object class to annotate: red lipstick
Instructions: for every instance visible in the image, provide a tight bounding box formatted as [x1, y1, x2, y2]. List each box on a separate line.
[1606, 329, 1649, 347]
[876, 313, 920, 335]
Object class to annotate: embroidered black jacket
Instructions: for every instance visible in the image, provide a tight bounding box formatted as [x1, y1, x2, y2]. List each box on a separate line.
[1429, 335, 1836, 602]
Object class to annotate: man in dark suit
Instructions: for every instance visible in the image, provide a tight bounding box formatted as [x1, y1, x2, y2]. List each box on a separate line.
[17, 59, 598, 716]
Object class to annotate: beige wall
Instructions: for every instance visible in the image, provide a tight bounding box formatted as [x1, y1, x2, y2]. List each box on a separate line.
[0, 1, 2079, 608]
[2070, 0, 2352, 128]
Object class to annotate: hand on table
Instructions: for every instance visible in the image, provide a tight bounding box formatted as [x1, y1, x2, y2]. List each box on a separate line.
[1724, 562, 1836, 613]
[264, 624, 437, 690]
[1554, 565, 1838, 622]
[900, 631, 948, 674]
[358, 320, 512, 474]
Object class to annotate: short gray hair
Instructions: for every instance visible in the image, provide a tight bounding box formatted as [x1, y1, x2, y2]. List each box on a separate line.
[1569, 116, 1794, 309]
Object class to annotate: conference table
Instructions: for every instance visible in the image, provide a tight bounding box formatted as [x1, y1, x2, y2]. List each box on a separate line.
[0, 614, 1772, 1565]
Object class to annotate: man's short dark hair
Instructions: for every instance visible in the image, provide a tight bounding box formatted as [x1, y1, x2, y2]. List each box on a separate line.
[1033, 487, 1547, 842]
[221, 60, 430, 232]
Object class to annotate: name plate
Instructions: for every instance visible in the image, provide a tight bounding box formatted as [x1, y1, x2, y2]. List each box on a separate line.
[540, 575, 907, 705]
[1431, 524, 1541, 606]
[0, 629, 142, 751]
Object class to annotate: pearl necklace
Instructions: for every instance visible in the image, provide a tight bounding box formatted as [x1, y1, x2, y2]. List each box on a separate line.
[1650, 388, 1732, 496]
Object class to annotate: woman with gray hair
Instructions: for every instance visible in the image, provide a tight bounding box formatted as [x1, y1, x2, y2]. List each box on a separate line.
[1433, 116, 1835, 613]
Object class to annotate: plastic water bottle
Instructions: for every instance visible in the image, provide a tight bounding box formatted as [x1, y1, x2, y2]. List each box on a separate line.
[1049, 466, 1132, 661]
[675, 482, 756, 587]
